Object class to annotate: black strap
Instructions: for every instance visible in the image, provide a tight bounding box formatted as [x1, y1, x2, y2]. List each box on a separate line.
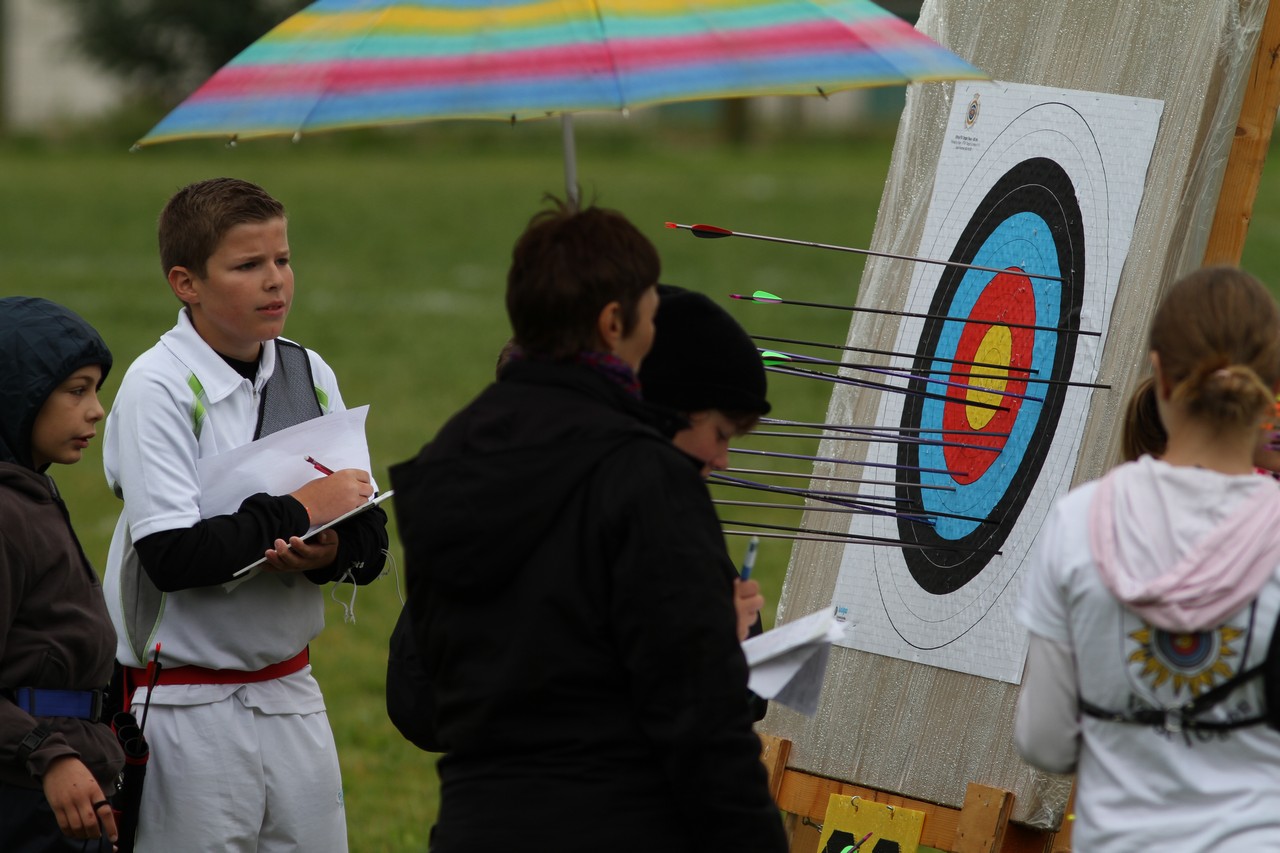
[1080, 697, 1264, 733]
[15, 725, 51, 764]
[1079, 658, 1270, 733]
[1080, 600, 1279, 734]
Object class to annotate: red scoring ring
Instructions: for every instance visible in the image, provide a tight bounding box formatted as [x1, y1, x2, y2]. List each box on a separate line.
[942, 270, 1036, 484]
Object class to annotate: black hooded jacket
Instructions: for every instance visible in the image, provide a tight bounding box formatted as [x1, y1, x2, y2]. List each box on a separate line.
[0, 297, 123, 790]
[389, 359, 785, 852]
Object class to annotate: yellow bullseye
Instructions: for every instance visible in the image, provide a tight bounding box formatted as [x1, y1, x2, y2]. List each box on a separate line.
[966, 325, 1012, 430]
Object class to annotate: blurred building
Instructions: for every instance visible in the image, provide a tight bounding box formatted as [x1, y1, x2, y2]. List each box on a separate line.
[1, 0, 127, 130]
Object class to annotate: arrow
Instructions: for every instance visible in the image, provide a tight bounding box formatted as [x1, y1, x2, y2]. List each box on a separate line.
[737, 290, 1099, 337]
[665, 221, 1065, 283]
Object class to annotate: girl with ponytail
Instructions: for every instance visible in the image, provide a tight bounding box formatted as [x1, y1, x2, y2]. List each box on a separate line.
[1015, 267, 1280, 851]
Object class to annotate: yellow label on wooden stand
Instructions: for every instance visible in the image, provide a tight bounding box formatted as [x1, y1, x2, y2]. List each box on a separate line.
[816, 794, 925, 853]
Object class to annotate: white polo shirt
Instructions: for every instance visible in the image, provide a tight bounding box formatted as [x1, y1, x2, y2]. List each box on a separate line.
[103, 310, 346, 712]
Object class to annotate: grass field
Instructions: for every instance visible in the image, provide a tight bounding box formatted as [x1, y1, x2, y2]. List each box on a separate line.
[7, 113, 1280, 850]
[2, 115, 895, 850]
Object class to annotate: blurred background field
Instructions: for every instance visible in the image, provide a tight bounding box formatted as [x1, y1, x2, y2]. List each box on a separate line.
[8, 103, 1280, 849]
[2, 113, 902, 849]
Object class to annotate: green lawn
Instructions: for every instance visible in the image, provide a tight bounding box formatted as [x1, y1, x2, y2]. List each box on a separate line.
[7, 115, 1280, 850]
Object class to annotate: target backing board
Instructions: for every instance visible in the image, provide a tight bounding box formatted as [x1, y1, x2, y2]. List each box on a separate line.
[831, 82, 1163, 683]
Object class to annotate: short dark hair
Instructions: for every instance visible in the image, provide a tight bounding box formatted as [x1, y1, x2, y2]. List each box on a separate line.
[159, 177, 286, 278]
[505, 198, 660, 359]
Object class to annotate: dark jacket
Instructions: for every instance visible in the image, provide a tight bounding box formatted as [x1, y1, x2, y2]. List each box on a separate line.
[389, 360, 786, 853]
[0, 297, 122, 790]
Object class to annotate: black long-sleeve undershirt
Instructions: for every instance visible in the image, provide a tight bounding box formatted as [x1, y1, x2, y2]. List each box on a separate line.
[135, 493, 388, 592]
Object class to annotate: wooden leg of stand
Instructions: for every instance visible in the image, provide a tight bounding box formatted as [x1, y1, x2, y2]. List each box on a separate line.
[759, 733, 793, 803]
[954, 783, 1014, 853]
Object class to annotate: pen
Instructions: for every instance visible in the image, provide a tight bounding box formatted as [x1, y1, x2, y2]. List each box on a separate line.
[841, 831, 874, 853]
[741, 535, 759, 581]
[305, 455, 335, 476]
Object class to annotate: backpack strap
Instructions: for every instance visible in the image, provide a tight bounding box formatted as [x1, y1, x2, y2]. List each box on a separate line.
[1079, 602, 1277, 734]
[1079, 664, 1268, 734]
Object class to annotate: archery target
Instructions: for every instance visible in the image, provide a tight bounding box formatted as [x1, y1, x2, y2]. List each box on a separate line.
[896, 156, 1085, 596]
[832, 84, 1161, 682]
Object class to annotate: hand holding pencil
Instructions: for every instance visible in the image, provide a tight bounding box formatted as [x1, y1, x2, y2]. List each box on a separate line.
[733, 536, 765, 643]
[290, 456, 373, 527]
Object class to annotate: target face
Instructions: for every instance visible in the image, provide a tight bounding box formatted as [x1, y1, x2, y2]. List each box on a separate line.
[831, 83, 1163, 681]
[896, 157, 1085, 595]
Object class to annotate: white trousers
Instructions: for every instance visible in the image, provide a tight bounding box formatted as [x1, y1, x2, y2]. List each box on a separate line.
[131, 698, 347, 853]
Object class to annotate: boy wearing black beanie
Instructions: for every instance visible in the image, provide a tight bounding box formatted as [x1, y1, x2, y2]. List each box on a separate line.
[640, 284, 771, 477]
[639, 285, 772, 648]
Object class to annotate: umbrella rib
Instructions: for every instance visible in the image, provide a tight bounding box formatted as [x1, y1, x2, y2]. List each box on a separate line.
[290, 1, 395, 140]
[588, 0, 628, 111]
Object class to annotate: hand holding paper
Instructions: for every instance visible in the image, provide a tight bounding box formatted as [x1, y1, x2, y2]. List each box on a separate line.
[194, 406, 389, 588]
[741, 605, 846, 716]
[264, 528, 339, 574]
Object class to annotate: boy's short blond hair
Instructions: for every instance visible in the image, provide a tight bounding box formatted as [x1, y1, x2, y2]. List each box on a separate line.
[158, 177, 285, 278]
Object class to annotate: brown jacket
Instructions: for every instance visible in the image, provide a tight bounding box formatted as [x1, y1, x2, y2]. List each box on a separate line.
[0, 462, 123, 790]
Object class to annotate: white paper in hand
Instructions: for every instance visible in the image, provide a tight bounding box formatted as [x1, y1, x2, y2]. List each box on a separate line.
[194, 406, 377, 590]
[742, 604, 846, 716]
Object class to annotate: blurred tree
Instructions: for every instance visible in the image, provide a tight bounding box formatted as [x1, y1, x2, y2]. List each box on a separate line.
[56, 0, 310, 104]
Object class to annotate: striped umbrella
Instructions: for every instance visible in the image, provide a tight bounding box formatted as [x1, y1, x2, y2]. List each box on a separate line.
[134, 0, 986, 204]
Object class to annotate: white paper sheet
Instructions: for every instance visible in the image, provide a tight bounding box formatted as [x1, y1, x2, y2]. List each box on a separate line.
[197, 405, 372, 518]
[743, 605, 846, 716]
[194, 405, 377, 589]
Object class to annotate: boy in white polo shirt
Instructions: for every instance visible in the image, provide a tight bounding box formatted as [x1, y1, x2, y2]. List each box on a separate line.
[102, 177, 388, 852]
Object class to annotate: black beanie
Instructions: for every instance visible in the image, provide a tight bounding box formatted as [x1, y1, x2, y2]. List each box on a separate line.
[639, 285, 770, 416]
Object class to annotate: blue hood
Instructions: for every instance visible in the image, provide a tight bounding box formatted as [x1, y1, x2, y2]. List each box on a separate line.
[0, 297, 112, 469]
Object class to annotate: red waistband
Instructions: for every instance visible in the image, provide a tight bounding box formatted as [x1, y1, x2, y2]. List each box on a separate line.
[127, 647, 309, 687]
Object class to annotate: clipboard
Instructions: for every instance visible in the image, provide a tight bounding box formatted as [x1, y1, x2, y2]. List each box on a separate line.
[232, 490, 394, 578]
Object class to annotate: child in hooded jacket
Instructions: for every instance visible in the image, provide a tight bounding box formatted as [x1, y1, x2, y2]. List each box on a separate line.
[1015, 267, 1280, 851]
[0, 297, 123, 852]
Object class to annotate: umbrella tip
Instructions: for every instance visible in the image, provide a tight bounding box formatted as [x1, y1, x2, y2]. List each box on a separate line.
[128, 143, 141, 154]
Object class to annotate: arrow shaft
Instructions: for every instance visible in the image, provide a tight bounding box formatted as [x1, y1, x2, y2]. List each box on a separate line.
[724, 467, 957, 491]
[752, 295, 1098, 337]
[751, 333, 1038, 376]
[765, 364, 1009, 414]
[672, 221, 1064, 282]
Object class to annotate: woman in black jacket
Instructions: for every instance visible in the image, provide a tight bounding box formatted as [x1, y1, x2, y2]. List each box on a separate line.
[388, 201, 786, 853]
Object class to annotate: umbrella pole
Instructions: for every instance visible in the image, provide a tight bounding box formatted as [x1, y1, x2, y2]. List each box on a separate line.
[561, 114, 580, 211]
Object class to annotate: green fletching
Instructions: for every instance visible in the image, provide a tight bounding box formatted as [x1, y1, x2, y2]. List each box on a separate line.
[752, 290, 783, 303]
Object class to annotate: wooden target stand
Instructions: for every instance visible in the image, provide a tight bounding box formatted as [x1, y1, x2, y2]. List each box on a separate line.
[759, 732, 1069, 852]
[757, 1, 1280, 849]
